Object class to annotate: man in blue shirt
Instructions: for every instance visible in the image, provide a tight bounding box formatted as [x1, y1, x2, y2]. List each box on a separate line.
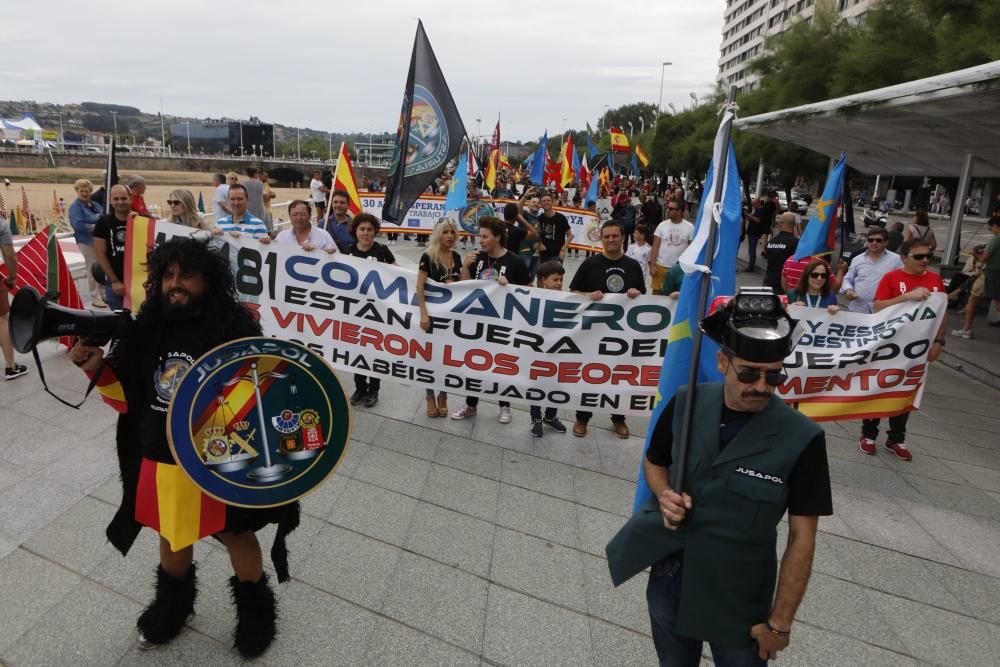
[213, 184, 270, 240]
[840, 227, 903, 313]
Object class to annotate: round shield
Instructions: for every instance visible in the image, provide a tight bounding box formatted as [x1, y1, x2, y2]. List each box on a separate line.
[167, 337, 351, 508]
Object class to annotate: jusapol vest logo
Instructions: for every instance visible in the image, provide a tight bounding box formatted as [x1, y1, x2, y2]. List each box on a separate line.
[735, 466, 784, 485]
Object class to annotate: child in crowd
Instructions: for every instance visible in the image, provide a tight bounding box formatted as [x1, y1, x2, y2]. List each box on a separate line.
[626, 224, 652, 289]
[529, 261, 569, 438]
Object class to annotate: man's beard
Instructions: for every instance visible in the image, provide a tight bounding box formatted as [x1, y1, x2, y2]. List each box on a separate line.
[162, 291, 204, 322]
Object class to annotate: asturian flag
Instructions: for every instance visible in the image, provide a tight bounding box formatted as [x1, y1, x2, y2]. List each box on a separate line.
[794, 153, 847, 260]
[383, 20, 468, 223]
[632, 107, 742, 510]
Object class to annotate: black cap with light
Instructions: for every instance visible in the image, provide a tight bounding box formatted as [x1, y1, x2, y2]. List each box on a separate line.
[699, 287, 799, 363]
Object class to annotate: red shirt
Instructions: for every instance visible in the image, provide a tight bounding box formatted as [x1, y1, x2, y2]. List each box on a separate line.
[130, 194, 151, 217]
[782, 256, 839, 292]
[873, 268, 945, 301]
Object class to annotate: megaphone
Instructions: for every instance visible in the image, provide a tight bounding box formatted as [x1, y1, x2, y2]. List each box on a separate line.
[10, 286, 133, 353]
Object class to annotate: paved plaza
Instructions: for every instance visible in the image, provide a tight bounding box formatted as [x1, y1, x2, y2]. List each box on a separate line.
[1, 242, 1000, 665]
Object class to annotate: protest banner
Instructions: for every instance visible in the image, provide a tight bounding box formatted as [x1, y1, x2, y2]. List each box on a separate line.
[156, 222, 674, 415]
[778, 294, 947, 420]
[358, 192, 603, 251]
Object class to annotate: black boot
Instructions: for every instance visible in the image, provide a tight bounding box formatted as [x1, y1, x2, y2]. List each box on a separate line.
[136, 564, 197, 648]
[229, 573, 277, 658]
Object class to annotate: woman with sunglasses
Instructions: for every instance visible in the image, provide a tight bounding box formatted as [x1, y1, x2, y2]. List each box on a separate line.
[788, 258, 839, 313]
[164, 190, 211, 230]
[417, 218, 463, 417]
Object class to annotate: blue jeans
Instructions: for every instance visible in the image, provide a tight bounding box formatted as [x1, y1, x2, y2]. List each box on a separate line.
[647, 558, 767, 667]
[104, 283, 124, 311]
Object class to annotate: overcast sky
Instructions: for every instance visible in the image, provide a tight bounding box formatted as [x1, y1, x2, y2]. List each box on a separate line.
[5, 1, 725, 141]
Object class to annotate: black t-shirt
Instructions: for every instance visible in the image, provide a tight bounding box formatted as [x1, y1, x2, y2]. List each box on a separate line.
[346, 241, 395, 264]
[138, 320, 215, 462]
[641, 200, 663, 226]
[418, 250, 461, 283]
[747, 207, 771, 236]
[569, 253, 647, 295]
[470, 250, 530, 285]
[764, 232, 798, 284]
[503, 219, 529, 253]
[538, 211, 570, 257]
[646, 397, 833, 516]
[93, 213, 128, 280]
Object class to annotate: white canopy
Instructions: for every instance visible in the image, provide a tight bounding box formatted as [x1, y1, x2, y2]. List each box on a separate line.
[733, 61, 1000, 177]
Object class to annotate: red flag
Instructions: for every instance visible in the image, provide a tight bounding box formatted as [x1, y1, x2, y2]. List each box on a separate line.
[0, 227, 84, 347]
[491, 119, 500, 154]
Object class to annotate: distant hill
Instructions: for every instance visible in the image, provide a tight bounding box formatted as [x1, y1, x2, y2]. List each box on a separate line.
[0, 99, 392, 147]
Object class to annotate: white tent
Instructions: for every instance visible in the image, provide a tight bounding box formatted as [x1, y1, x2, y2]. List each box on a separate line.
[0, 114, 44, 142]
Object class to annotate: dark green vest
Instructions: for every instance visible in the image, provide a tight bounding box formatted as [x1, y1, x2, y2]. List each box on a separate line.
[605, 383, 821, 647]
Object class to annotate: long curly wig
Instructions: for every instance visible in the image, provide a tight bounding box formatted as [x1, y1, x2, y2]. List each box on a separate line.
[136, 237, 261, 344]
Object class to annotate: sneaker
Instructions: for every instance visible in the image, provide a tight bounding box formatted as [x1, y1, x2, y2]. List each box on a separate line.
[350, 389, 366, 405]
[364, 391, 379, 408]
[4, 364, 28, 381]
[859, 436, 877, 455]
[498, 406, 512, 424]
[885, 440, 912, 461]
[530, 420, 544, 438]
[951, 328, 974, 339]
[451, 404, 477, 420]
[543, 416, 567, 433]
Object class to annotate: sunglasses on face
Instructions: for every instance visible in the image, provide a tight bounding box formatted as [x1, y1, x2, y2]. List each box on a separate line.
[867, 238, 886, 243]
[809, 272, 828, 279]
[910, 253, 932, 261]
[729, 364, 788, 386]
[167, 200, 181, 205]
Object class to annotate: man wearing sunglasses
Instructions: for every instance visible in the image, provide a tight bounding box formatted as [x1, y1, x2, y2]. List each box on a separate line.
[840, 228, 903, 313]
[859, 239, 947, 461]
[607, 289, 832, 665]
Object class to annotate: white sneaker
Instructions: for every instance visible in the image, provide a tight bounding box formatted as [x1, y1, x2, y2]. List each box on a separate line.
[451, 404, 477, 420]
[498, 406, 512, 424]
[951, 328, 974, 339]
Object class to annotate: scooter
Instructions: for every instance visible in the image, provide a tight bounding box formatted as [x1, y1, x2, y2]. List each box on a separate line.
[862, 207, 887, 227]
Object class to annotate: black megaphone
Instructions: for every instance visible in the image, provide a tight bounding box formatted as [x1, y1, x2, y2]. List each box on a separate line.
[9, 286, 133, 353]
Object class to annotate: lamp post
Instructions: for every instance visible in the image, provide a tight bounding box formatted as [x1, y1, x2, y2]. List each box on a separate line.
[159, 98, 166, 152]
[185, 121, 191, 155]
[689, 92, 698, 109]
[296, 127, 301, 160]
[627, 121, 634, 138]
[639, 116, 644, 135]
[657, 61, 673, 123]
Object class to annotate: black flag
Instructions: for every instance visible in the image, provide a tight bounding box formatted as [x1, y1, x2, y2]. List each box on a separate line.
[383, 20, 467, 223]
[103, 139, 119, 214]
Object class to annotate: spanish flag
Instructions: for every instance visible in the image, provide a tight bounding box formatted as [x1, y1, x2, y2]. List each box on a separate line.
[123, 215, 157, 313]
[135, 458, 227, 552]
[485, 148, 499, 191]
[332, 142, 363, 216]
[635, 143, 650, 167]
[610, 127, 629, 153]
[559, 134, 576, 188]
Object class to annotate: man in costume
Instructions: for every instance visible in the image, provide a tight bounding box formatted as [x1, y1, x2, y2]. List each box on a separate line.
[70, 237, 298, 657]
[606, 289, 832, 665]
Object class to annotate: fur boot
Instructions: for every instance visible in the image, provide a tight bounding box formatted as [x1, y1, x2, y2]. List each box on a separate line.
[136, 563, 197, 647]
[229, 573, 277, 658]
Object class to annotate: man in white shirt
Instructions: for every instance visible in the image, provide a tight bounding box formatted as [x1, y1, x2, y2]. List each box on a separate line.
[649, 202, 694, 293]
[211, 173, 231, 222]
[309, 170, 329, 223]
[840, 227, 903, 313]
[275, 200, 337, 252]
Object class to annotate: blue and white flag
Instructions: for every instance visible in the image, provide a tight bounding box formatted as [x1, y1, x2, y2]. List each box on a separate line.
[633, 108, 742, 511]
[445, 150, 468, 212]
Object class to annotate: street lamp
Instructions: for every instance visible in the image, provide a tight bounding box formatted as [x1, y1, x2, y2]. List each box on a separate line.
[185, 121, 191, 155]
[689, 92, 698, 109]
[627, 121, 634, 138]
[668, 103, 677, 114]
[639, 116, 644, 135]
[657, 61, 673, 121]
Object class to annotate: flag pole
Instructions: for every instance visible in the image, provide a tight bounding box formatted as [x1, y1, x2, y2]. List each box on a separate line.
[104, 139, 115, 215]
[671, 84, 738, 495]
